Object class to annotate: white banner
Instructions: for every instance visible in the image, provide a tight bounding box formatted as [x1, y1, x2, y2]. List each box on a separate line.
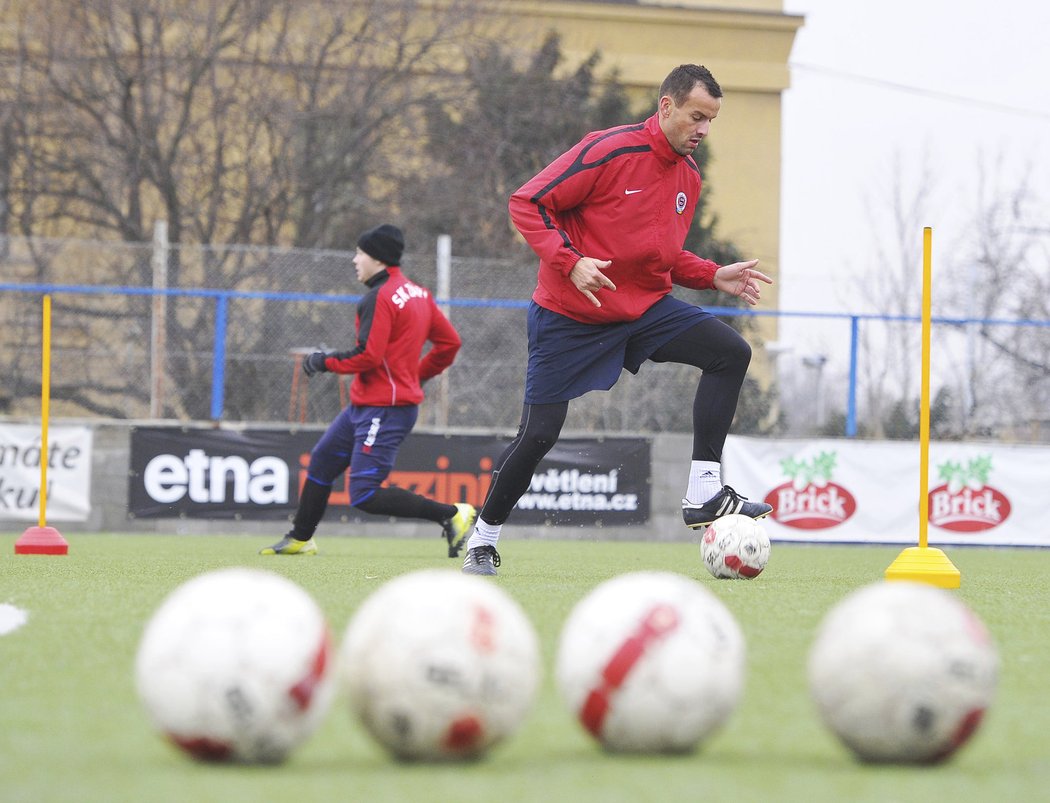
[0, 424, 93, 522]
[724, 435, 1047, 547]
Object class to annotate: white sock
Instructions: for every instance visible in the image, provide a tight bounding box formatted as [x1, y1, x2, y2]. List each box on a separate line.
[466, 517, 501, 550]
[686, 460, 722, 504]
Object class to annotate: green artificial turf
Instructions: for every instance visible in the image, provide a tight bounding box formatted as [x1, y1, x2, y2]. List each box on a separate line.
[1, 533, 1048, 803]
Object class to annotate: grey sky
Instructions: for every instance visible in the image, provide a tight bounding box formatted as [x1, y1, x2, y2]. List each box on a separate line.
[779, 0, 1050, 329]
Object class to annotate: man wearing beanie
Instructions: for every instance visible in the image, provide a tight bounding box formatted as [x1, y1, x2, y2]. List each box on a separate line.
[357, 223, 404, 267]
[260, 223, 477, 557]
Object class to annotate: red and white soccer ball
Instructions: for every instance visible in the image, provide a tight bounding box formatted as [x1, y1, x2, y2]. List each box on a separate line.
[555, 571, 746, 753]
[700, 513, 771, 579]
[135, 567, 335, 764]
[808, 580, 999, 763]
[340, 569, 541, 761]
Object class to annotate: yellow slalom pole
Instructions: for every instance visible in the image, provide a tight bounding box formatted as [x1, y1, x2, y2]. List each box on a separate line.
[38, 294, 51, 528]
[918, 226, 932, 549]
[885, 228, 959, 587]
[15, 294, 69, 555]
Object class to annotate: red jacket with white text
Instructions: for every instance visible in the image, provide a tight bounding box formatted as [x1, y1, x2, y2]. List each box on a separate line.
[323, 267, 460, 407]
[509, 112, 719, 324]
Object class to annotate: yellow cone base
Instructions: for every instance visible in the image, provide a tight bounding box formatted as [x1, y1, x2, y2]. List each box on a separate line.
[885, 546, 960, 588]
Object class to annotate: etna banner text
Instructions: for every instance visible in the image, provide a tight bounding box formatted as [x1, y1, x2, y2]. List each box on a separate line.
[128, 427, 650, 525]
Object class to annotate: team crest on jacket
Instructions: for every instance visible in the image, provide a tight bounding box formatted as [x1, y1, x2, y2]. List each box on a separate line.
[675, 192, 687, 214]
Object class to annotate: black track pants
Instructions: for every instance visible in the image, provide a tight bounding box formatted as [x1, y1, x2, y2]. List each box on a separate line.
[479, 316, 750, 525]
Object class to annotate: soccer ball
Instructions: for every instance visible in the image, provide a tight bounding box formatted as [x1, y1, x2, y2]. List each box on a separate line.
[340, 569, 541, 761]
[700, 513, 771, 579]
[808, 580, 999, 764]
[134, 567, 335, 764]
[555, 571, 745, 753]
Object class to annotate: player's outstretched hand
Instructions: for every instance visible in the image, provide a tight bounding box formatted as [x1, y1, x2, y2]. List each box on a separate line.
[569, 257, 617, 307]
[303, 352, 328, 377]
[713, 259, 772, 306]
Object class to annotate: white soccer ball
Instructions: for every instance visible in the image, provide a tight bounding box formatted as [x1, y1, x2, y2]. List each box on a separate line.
[700, 513, 771, 579]
[135, 567, 335, 764]
[808, 580, 999, 764]
[340, 569, 541, 761]
[555, 571, 745, 753]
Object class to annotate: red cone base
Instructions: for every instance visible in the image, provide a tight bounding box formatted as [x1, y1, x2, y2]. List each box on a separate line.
[15, 525, 69, 555]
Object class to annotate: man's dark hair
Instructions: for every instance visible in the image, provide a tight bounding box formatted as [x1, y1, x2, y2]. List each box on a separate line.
[659, 64, 722, 104]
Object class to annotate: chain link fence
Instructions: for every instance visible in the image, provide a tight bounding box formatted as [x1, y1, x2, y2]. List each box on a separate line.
[2, 234, 1048, 442]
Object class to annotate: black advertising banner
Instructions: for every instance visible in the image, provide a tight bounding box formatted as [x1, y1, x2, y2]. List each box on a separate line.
[392, 432, 650, 526]
[127, 427, 315, 520]
[128, 427, 650, 525]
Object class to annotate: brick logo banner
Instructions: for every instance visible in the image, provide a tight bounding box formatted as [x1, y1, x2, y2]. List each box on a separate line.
[725, 435, 1046, 546]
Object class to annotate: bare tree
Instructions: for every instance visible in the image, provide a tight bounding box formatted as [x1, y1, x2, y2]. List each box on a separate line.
[849, 148, 1049, 441]
[7, 0, 497, 252]
[853, 148, 936, 438]
[944, 153, 1050, 439]
[1, 0, 502, 418]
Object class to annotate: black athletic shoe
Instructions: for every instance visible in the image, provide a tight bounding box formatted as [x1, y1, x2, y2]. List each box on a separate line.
[462, 545, 500, 576]
[682, 485, 773, 529]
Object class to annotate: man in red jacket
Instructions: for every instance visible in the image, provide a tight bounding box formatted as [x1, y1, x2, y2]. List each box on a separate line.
[261, 224, 476, 556]
[462, 64, 773, 576]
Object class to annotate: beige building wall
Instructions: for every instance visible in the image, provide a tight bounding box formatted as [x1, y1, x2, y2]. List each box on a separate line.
[503, 1, 803, 336]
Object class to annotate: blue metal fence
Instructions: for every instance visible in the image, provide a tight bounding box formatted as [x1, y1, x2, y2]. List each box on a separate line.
[2, 281, 1048, 439]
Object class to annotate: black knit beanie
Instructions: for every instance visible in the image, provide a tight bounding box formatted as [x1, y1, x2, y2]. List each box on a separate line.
[357, 224, 404, 266]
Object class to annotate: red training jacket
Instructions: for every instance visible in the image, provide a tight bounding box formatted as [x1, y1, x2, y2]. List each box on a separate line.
[509, 112, 719, 324]
[323, 267, 460, 407]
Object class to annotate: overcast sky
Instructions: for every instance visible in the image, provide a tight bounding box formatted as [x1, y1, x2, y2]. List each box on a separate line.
[776, 0, 1050, 362]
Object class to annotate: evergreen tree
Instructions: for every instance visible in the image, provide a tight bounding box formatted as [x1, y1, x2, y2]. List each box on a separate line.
[408, 33, 631, 257]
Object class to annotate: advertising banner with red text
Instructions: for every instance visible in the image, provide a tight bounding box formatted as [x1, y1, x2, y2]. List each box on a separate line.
[127, 427, 649, 526]
[724, 435, 1047, 546]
